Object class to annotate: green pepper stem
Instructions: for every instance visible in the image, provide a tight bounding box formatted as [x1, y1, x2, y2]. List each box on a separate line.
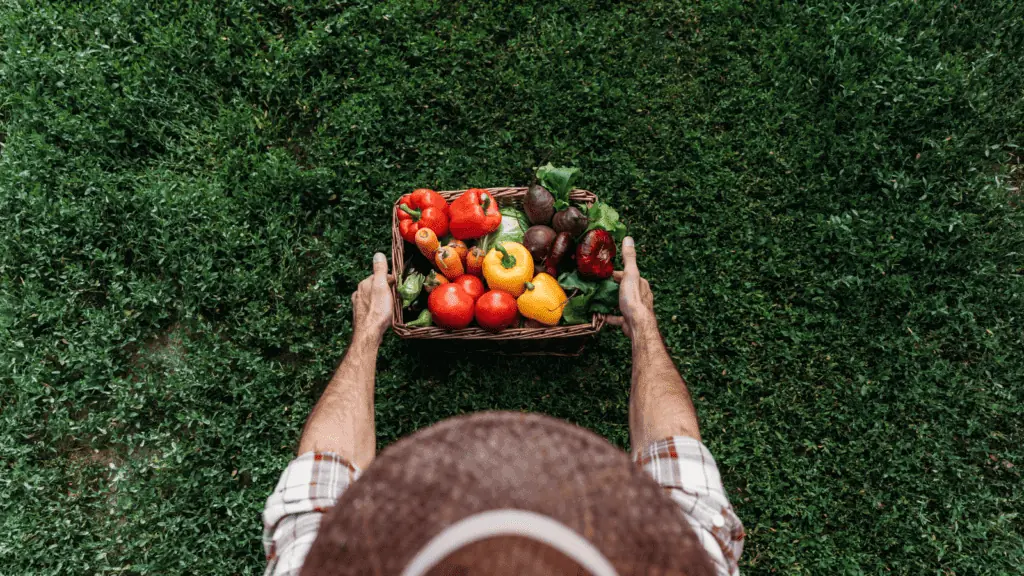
[496, 243, 516, 269]
[399, 204, 421, 220]
[481, 194, 491, 212]
[524, 282, 535, 291]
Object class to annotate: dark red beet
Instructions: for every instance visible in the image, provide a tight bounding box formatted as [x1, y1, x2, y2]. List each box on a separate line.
[545, 232, 575, 277]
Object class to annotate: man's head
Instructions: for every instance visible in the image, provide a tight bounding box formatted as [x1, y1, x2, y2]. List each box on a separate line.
[301, 412, 714, 576]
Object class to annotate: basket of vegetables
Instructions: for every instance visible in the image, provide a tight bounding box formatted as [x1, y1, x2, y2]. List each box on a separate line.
[390, 165, 626, 345]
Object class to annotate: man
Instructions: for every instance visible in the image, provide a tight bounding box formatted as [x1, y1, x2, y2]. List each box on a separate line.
[263, 238, 745, 576]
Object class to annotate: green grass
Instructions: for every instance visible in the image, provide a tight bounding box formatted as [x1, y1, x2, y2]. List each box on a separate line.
[1, 0, 1022, 573]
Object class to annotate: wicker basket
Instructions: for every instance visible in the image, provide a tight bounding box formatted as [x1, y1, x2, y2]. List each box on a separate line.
[391, 187, 609, 342]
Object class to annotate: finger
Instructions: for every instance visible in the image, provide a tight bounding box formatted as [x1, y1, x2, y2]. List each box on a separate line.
[613, 270, 624, 283]
[621, 237, 639, 276]
[604, 315, 631, 338]
[372, 252, 388, 276]
[372, 252, 388, 285]
[386, 274, 397, 286]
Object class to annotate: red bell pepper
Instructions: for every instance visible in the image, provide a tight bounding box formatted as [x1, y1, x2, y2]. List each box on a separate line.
[397, 189, 449, 243]
[448, 188, 501, 240]
[576, 229, 616, 280]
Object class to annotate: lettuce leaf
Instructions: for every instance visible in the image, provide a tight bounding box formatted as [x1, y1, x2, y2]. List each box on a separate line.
[478, 206, 527, 253]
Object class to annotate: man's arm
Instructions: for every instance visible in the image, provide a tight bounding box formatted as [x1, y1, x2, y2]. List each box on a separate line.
[609, 237, 701, 457]
[264, 253, 393, 575]
[297, 252, 392, 468]
[611, 239, 745, 575]
[628, 316, 702, 452]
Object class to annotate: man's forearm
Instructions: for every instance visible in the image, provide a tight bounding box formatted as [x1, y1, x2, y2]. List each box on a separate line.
[297, 332, 380, 468]
[629, 318, 701, 457]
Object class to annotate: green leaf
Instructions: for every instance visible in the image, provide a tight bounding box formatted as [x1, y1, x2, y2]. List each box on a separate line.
[585, 202, 627, 243]
[510, 205, 530, 233]
[558, 271, 618, 316]
[590, 279, 619, 313]
[561, 294, 593, 324]
[536, 163, 579, 210]
[557, 270, 596, 295]
[479, 207, 527, 253]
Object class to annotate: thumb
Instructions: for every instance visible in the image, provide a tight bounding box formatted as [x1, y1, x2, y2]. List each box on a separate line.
[621, 237, 639, 276]
[372, 253, 389, 283]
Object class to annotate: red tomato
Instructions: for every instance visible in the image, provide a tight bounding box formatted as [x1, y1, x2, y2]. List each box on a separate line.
[453, 274, 485, 302]
[474, 290, 520, 332]
[428, 284, 475, 329]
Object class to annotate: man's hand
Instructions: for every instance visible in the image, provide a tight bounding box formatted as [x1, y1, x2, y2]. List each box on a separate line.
[609, 237, 656, 339]
[298, 253, 391, 464]
[352, 252, 393, 344]
[612, 237, 703, 449]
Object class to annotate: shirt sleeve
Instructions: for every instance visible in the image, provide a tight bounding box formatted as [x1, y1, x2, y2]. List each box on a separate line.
[636, 436, 746, 575]
[262, 452, 361, 576]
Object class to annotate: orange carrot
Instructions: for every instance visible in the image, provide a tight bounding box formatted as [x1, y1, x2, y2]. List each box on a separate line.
[415, 228, 440, 260]
[446, 239, 468, 263]
[465, 246, 485, 277]
[435, 247, 465, 280]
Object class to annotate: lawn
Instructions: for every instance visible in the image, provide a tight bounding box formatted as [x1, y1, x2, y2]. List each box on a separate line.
[1, 0, 1022, 573]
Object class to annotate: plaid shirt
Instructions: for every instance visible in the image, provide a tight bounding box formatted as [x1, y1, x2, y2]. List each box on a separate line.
[263, 436, 745, 576]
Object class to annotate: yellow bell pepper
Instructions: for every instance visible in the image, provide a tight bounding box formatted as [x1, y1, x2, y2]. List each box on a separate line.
[483, 242, 534, 297]
[517, 273, 567, 326]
